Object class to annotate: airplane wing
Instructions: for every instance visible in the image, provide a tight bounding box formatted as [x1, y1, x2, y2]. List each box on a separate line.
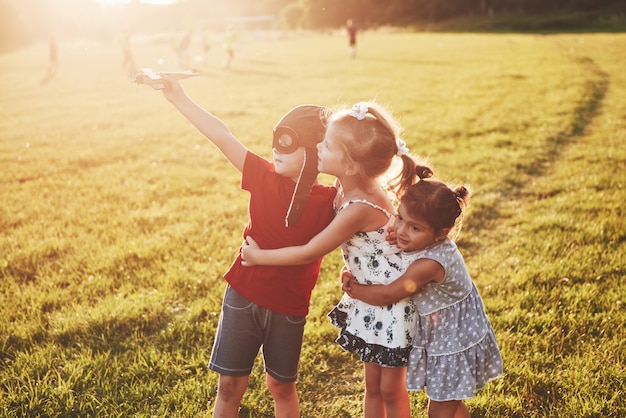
[134, 68, 199, 89]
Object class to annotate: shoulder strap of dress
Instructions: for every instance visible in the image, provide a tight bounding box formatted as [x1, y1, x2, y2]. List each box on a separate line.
[336, 199, 393, 218]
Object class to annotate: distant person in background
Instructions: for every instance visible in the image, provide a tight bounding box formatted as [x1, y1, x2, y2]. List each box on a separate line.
[223, 25, 236, 69]
[41, 36, 58, 85]
[174, 30, 193, 69]
[200, 25, 211, 67]
[120, 30, 136, 80]
[346, 19, 358, 59]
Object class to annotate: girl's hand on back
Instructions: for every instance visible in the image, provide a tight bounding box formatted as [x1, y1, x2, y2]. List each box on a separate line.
[341, 267, 355, 295]
[385, 222, 398, 246]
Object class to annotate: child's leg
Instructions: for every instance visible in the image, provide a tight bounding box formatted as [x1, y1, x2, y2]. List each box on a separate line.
[266, 374, 299, 418]
[379, 366, 411, 418]
[208, 286, 262, 417]
[213, 374, 249, 418]
[455, 402, 470, 418]
[427, 399, 470, 418]
[363, 362, 386, 418]
[262, 306, 305, 418]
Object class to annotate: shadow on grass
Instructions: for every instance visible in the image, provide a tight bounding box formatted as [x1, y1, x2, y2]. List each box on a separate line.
[468, 47, 609, 236]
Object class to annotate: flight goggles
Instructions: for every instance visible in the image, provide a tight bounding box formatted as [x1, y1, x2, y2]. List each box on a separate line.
[272, 127, 301, 154]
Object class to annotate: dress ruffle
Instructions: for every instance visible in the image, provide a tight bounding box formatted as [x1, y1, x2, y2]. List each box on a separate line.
[328, 305, 348, 329]
[406, 328, 503, 401]
[329, 306, 413, 367]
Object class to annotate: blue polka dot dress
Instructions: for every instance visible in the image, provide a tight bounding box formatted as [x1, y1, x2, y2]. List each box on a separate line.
[404, 238, 503, 401]
[328, 200, 417, 368]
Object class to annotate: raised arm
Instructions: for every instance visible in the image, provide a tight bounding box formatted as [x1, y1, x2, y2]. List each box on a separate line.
[344, 258, 445, 305]
[161, 77, 248, 172]
[241, 201, 388, 266]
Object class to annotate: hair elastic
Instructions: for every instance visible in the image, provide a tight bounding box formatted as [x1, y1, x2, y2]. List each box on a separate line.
[349, 102, 369, 120]
[396, 139, 409, 156]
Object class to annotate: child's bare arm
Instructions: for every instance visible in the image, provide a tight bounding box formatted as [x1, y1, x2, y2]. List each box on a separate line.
[348, 258, 444, 305]
[241, 202, 387, 266]
[161, 77, 248, 172]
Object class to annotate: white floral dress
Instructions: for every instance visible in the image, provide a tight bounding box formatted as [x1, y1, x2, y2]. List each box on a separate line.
[328, 199, 417, 367]
[404, 238, 503, 401]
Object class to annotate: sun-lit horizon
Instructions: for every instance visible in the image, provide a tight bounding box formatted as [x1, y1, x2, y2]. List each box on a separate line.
[95, 0, 177, 4]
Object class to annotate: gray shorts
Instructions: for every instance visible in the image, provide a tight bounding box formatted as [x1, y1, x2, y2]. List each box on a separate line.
[209, 285, 306, 383]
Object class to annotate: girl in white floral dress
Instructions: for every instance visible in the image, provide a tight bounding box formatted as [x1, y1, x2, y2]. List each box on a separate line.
[328, 199, 417, 368]
[344, 168, 503, 418]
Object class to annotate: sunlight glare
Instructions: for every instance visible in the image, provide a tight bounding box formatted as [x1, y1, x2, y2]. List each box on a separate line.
[95, 0, 176, 4]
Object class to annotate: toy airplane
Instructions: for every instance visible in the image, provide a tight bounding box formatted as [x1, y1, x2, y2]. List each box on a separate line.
[134, 68, 199, 89]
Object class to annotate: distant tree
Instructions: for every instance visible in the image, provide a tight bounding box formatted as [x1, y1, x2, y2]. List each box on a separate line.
[0, 0, 54, 52]
[279, 2, 305, 29]
[300, 0, 626, 26]
[253, 0, 294, 15]
[0, 1, 29, 52]
[301, 0, 385, 28]
[2, 0, 624, 53]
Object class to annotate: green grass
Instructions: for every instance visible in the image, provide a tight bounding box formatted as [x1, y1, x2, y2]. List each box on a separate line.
[1, 30, 624, 417]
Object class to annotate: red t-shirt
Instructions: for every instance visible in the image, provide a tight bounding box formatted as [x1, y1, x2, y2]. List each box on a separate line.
[223, 152, 336, 316]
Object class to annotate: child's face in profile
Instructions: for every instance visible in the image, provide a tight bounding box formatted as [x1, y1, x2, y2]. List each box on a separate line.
[273, 143, 306, 182]
[394, 204, 438, 252]
[317, 122, 348, 177]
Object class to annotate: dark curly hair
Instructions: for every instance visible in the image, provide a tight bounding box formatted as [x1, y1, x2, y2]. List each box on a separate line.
[400, 165, 471, 237]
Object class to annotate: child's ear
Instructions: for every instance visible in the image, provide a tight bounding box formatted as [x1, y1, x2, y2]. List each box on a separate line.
[345, 161, 360, 177]
[435, 228, 450, 241]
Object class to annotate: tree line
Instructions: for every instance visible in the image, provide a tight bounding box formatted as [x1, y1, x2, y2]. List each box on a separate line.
[247, 0, 624, 27]
[1, 0, 624, 52]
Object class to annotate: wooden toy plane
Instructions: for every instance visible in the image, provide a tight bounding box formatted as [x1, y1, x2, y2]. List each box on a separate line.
[134, 68, 199, 89]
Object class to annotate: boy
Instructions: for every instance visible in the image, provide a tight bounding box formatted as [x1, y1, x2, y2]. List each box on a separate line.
[158, 77, 336, 417]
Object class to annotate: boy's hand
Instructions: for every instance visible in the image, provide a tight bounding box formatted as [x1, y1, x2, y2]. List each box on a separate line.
[160, 76, 185, 103]
[135, 68, 197, 93]
[240, 236, 260, 266]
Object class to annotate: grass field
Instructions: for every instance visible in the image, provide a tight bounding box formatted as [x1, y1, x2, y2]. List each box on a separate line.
[1, 30, 625, 417]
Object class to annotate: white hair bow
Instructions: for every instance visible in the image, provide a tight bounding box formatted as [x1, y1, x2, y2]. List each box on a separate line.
[396, 139, 409, 157]
[349, 102, 369, 120]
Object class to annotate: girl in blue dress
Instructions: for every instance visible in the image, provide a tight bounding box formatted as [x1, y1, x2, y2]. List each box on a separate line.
[343, 168, 503, 418]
